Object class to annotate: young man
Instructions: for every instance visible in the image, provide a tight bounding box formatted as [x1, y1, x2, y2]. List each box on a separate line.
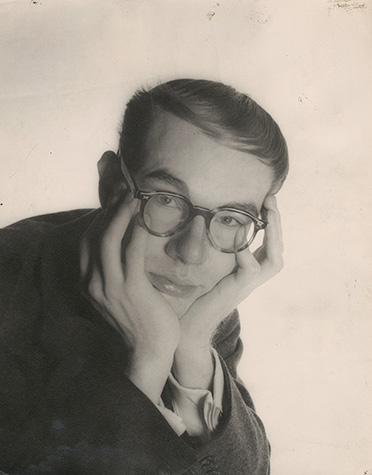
[0, 79, 288, 474]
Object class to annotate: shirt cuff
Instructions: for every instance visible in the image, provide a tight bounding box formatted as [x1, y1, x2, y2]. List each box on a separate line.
[167, 347, 224, 437]
[155, 398, 186, 436]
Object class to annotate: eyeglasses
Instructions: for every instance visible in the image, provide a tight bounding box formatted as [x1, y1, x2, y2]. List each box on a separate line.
[120, 160, 267, 253]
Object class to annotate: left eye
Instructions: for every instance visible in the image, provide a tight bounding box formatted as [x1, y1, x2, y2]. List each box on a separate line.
[216, 215, 241, 227]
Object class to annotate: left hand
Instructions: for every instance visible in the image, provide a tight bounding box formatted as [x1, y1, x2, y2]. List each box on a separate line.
[177, 194, 284, 350]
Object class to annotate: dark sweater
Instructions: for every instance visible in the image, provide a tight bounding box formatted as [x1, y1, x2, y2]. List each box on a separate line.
[0, 210, 270, 475]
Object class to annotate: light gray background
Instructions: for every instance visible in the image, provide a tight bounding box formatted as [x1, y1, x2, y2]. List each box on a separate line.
[0, 1, 371, 474]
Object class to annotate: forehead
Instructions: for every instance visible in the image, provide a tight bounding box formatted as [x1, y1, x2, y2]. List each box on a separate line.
[139, 111, 274, 210]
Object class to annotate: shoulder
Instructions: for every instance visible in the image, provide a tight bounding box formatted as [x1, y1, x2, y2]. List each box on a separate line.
[1, 209, 95, 238]
[0, 209, 97, 251]
[0, 209, 98, 309]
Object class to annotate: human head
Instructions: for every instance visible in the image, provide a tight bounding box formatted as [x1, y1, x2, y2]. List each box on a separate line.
[119, 78, 288, 194]
[97, 79, 288, 317]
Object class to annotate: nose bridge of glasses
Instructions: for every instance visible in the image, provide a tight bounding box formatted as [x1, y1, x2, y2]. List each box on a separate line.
[190, 205, 213, 226]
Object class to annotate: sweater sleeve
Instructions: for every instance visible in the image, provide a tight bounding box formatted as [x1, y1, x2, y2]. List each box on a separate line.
[181, 310, 271, 475]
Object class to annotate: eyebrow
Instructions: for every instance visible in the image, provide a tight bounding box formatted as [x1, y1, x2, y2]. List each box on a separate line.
[142, 169, 189, 195]
[142, 169, 259, 217]
[223, 202, 259, 217]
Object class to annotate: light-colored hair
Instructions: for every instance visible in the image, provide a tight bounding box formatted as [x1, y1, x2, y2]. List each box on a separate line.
[119, 79, 289, 193]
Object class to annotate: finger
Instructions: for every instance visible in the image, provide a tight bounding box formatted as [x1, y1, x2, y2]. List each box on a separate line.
[231, 221, 272, 291]
[185, 256, 258, 330]
[125, 216, 150, 280]
[86, 265, 128, 337]
[234, 245, 262, 290]
[201, 232, 261, 310]
[102, 194, 138, 244]
[263, 195, 283, 256]
[100, 197, 139, 285]
[257, 195, 284, 277]
[232, 226, 261, 281]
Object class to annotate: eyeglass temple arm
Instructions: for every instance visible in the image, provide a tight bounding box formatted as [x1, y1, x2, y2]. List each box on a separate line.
[257, 219, 267, 230]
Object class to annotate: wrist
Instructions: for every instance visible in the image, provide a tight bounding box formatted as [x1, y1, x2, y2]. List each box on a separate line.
[177, 330, 211, 352]
[173, 345, 214, 391]
[125, 350, 175, 404]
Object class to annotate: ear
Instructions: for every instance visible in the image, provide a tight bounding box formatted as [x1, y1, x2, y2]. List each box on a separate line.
[97, 151, 124, 209]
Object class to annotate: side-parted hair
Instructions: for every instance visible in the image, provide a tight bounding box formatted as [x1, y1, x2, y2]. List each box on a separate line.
[119, 79, 289, 193]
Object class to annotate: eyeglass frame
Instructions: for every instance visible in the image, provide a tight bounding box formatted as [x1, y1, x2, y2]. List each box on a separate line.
[120, 158, 267, 253]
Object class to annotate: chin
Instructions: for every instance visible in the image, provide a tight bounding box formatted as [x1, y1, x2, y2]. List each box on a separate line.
[161, 293, 195, 319]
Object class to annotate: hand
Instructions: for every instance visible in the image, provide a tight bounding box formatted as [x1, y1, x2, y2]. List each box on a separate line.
[80, 190, 180, 403]
[173, 195, 284, 388]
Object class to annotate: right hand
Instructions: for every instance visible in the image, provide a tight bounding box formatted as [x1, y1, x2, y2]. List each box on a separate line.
[80, 190, 180, 403]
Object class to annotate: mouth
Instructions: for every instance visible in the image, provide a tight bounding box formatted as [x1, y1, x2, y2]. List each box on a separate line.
[147, 272, 197, 298]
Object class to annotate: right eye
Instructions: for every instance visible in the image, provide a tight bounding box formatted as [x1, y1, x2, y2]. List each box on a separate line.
[153, 194, 183, 209]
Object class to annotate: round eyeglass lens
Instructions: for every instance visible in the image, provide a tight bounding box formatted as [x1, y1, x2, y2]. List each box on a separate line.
[210, 210, 254, 251]
[143, 193, 190, 235]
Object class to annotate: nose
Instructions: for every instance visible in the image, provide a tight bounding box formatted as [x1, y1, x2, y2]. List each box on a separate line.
[165, 215, 208, 265]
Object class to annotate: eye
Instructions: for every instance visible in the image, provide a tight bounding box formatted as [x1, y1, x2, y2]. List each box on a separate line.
[216, 214, 242, 227]
[155, 194, 181, 209]
[213, 210, 253, 229]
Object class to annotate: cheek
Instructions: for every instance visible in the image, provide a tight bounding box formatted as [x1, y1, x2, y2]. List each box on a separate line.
[143, 235, 170, 275]
[143, 235, 165, 261]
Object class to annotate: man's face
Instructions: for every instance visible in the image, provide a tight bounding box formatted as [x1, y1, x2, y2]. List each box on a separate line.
[132, 111, 274, 317]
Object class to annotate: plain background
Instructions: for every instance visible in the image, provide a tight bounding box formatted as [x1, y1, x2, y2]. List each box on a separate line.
[0, 1, 371, 474]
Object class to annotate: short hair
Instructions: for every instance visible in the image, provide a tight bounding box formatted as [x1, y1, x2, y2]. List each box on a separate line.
[119, 79, 289, 193]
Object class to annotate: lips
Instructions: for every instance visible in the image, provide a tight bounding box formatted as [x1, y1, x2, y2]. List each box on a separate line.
[147, 272, 197, 298]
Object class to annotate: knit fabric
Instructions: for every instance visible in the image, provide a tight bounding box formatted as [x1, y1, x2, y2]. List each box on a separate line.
[0, 210, 270, 475]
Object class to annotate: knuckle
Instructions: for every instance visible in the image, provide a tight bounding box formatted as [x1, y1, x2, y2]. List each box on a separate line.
[102, 286, 118, 303]
[87, 279, 102, 302]
[102, 285, 127, 313]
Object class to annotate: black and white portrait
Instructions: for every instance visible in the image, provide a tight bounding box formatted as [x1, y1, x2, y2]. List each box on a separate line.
[0, 1, 371, 474]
